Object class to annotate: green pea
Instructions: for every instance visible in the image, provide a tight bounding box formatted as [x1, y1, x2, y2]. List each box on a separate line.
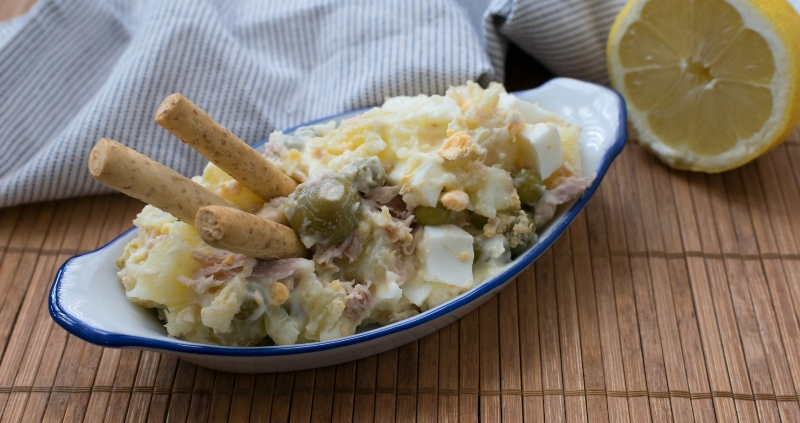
[287, 173, 360, 246]
[497, 210, 537, 250]
[469, 211, 489, 230]
[473, 246, 484, 263]
[514, 170, 545, 205]
[236, 298, 259, 320]
[415, 204, 451, 226]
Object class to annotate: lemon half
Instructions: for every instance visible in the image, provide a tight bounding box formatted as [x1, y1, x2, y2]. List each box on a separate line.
[607, 0, 800, 172]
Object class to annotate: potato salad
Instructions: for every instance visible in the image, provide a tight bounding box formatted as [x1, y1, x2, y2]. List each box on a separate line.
[116, 82, 594, 346]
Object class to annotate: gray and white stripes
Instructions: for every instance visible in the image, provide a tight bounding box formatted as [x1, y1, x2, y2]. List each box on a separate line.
[0, 0, 623, 207]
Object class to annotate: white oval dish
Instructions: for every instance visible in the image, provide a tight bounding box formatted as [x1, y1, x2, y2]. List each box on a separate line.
[50, 78, 626, 373]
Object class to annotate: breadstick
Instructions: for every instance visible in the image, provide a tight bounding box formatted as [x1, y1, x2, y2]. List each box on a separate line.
[155, 94, 297, 201]
[195, 205, 307, 260]
[88, 138, 238, 225]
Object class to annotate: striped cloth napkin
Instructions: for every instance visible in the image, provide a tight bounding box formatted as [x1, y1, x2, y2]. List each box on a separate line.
[0, 0, 624, 207]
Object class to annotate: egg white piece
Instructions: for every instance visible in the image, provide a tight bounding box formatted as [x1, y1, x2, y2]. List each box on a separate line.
[517, 123, 563, 180]
[416, 225, 474, 288]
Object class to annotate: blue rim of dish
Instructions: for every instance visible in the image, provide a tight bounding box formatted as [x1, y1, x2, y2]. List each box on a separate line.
[49, 78, 627, 356]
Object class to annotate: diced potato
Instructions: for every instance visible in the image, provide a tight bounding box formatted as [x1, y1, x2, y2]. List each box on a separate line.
[125, 233, 200, 309]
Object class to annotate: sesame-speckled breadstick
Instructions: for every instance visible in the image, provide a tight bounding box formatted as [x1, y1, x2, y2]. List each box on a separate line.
[195, 205, 307, 260]
[155, 93, 297, 201]
[88, 138, 238, 225]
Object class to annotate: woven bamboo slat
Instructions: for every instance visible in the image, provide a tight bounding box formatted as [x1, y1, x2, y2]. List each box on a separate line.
[3, 2, 800, 421]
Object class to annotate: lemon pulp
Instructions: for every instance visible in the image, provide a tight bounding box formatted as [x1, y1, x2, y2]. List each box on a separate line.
[607, 0, 800, 171]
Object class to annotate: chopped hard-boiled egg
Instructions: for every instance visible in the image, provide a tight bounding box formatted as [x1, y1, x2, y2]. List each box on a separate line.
[517, 123, 563, 180]
[416, 225, 474, 288]
[400, 154, 455, 207]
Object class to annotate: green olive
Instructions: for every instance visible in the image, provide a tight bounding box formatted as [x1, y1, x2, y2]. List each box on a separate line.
[341, 157, 386, 193]
[415, 203, 451, 226]
[514, 170, 545, 205]
[287, 173, 360, 246]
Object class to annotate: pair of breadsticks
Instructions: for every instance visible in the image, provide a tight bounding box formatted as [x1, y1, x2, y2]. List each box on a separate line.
[88, 94, 307, 260]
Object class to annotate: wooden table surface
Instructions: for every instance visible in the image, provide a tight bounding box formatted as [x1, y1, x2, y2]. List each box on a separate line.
[4, 1, 800, 422]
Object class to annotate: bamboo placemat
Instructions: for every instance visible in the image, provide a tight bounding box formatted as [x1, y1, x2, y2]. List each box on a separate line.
[0, 129, 798, 422]
[5, 2, 800, 421]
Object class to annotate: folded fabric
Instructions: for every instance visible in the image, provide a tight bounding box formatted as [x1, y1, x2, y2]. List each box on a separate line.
[0, 0, 623, 207]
